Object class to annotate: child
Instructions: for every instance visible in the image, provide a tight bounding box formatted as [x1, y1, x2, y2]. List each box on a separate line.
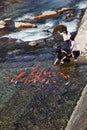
[70, 37, 80, 61]
[54, 47, 70, 65]
[62, 30, 71, 55]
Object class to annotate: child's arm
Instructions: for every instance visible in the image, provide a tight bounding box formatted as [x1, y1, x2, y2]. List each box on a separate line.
[54, 58, 59, 65]
[60, 56, 67, 64]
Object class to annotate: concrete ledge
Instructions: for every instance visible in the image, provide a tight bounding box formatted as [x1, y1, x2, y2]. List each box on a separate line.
[65, 85, 87, 130]
[75, 8, 87, 57]
[65, 8, 87, 130]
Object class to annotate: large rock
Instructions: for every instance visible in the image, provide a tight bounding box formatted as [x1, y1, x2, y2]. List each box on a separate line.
[0, 20, 6, 29]
[14, 22, 37, 29]
[34, 7, 75, 21]
[34, 11, 58, 21]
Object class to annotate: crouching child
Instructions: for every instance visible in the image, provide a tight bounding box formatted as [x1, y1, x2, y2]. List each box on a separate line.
[54, 47, 70, 65]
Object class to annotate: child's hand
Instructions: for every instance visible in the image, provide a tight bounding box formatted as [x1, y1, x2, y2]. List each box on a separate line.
[60, 61, 64, 64]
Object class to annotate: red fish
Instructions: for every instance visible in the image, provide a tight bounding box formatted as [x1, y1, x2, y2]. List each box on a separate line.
[30, 68, 38, 76]
[59, 72, 70, 79]
[15, 71, 27, 80]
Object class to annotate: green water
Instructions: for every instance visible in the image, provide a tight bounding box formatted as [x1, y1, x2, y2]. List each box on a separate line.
[0, 60, 87, 130]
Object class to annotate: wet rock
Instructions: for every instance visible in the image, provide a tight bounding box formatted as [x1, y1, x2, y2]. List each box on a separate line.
[24, 18, 33, 23]
[0, 20, 6, 29]
[0, 37, 29, 58]
[65, 13, 75, 21]
[7, 49, 25, 56]
[57, 7, 75, 14]
[14, 22, 37, 29]
[4, 18, 12, 22]
[28, 39, 46, 47]
[34, 7, 75, 21]
[34, 11, 58, 21]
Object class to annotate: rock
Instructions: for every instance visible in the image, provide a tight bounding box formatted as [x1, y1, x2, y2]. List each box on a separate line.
[0, 20, 6, 29]
[24, 18, 32, 22]
[34, 11, 58, 21]
[57, 7, 75, 14]
[29, 39, 45, 47]
[28, 41, 37, 47]
[65, 13, 75, 21]
[14, 22, 37, 29]
[34, 7, 75, 21]
[0, 37, 28, 55]
[4, 18, 12, 22]
[75, 8, 87, 57]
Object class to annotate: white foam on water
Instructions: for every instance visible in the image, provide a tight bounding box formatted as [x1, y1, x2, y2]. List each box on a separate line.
[59, 19, 80, 32]
[3, 27, 52, 42]
[76, 1, 87, 9]
[3, 19, 56, 41]
[15, 13, 35, 21]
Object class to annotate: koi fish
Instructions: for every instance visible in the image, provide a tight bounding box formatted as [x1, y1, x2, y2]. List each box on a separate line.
[30, 62, 42, 76]
[23, 78, 29, 85]
[15, 71, 27, 80]
[30, 68, 38, 76]
[7, 75, 17, 84]
[59, 72, 70, 79]
[23, 78, 33, 84]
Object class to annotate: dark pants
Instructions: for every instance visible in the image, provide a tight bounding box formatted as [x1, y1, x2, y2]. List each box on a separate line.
[73, 51, 80, 59]
[62, 40, 71, 54]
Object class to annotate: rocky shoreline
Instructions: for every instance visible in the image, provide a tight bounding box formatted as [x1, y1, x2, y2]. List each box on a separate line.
[65, 8, 87, 130]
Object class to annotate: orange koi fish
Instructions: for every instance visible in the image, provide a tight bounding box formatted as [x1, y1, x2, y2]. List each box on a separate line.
[59, 72, 70, 79]
[15, 71, 27, 80]
[30, 68, 38, 76]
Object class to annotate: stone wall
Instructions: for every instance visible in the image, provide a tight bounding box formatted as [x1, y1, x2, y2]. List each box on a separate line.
[75, 8, 87, 57]
[65, 8, 87, 130]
